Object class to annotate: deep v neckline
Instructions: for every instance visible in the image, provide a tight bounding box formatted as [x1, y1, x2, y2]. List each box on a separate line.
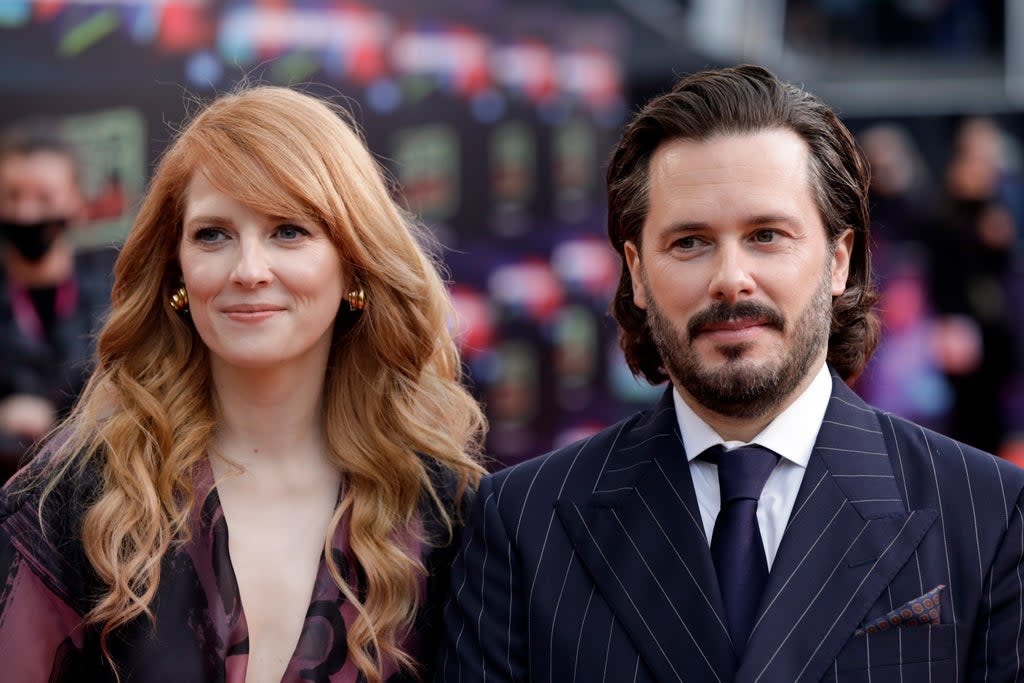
[188, 458, 367, 682]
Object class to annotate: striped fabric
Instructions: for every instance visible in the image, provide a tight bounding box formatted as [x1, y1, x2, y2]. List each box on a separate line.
[436, 368, 1024, 682]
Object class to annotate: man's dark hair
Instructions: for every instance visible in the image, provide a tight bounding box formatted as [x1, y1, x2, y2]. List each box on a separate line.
[607, 64, 880, 384]
[0, 119, 80, 182]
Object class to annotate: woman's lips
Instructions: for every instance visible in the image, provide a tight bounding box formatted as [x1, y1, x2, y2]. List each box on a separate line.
[222, 304, 285, 322]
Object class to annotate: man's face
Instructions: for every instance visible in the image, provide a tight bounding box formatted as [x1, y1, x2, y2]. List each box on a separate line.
[0, 151, 82, 224]
[0, 151, 82, 264]
[623, 129, 853, 419]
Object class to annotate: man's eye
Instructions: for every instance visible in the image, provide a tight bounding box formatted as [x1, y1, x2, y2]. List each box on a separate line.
[675, 236, 700, 249]
[753, 229, 776, 243]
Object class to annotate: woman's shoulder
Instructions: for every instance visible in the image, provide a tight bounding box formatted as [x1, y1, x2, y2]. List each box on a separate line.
[2, 431, 101, 517]
[1, 439, 103, 615]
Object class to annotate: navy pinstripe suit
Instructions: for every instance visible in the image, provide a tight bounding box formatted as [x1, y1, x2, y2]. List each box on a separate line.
[438, 370, 1024, 682]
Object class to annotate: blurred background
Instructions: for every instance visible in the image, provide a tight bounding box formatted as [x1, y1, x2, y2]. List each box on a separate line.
[0, 0, 1021, 476]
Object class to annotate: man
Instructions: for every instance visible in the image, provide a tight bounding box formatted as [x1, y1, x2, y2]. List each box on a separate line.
[438, 65, 1024, 682]
[0, 121, 115, 479]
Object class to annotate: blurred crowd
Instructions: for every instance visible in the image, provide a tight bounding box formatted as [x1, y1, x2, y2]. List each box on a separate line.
[855, 116, 1024, 460]
[0, 110, 1022, 482]
[0, 121, 116, 481]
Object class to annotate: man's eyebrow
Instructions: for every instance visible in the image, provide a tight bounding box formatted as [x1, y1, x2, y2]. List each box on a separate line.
[655, 222, 708, 240]
[746, 213, 799, 226]
[654, 213, 799, 239]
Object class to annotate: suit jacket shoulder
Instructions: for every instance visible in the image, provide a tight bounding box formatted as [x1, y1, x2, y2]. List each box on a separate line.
[478, 390, 681, 558]
[490, 394, 672, 501]
[875, 408, 1024, 528]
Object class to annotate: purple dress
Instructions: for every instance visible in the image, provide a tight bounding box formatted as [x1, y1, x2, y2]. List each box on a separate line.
[0, 454, 459, 681]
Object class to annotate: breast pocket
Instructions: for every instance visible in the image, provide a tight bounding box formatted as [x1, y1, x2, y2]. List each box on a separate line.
[824, 624, 958, 682]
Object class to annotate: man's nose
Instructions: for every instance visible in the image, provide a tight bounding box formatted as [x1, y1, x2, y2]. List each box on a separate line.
[8, 197, 46, 224]
[708, 243, 756, 304]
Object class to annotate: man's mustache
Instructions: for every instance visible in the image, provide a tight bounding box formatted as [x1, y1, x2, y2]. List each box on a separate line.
[686, 300, 786, 339]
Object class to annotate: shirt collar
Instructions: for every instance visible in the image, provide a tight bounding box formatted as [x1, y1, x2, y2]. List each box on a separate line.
[675, 361, 832, 468]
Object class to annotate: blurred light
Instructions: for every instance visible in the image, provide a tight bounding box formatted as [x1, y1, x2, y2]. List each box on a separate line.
[270, 52, 318, 84]
[393, 26, 491, 96]
[471, 349, 501, 384]
[349, 42, 384, 84]
[492, 41, 557, 102]
[537, 97, 572, 126]
[450, 285, 494, 358]
[550, 238, 618, 296]
[217, 5, 389, 70]
[218, 7, 256, 63]
[158, 2, 210, 53]
[400, 74, 435, 104]
[906, 373, 953, 415]
[58, 8, 118, 56]
[0, 2, 31, 28]
[607, 346, 662, 403]
[471, 88, 506, 123]
[128, 3, 157, 44]
[185, 51, 222, 89]
[488, 260, 563, 321]
[366, 78, 401, 113]
[33, 1, 63, 22]
[558, 49, 621, 109]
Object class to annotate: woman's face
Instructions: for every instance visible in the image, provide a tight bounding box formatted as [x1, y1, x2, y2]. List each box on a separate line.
[178, 171, 346, 373]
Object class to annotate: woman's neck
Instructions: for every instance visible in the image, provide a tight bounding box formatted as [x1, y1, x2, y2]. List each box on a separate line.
[209, 357, 330, 471]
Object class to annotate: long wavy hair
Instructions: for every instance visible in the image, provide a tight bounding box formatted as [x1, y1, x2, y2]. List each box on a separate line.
[607, 64, 880, 384]
[31, 86, 486, 681]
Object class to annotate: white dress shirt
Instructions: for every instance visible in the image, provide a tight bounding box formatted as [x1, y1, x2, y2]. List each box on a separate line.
[674, 361, 833, 569]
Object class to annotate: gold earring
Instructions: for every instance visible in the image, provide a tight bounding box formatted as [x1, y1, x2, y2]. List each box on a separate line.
[169, 285, 189, 312]
[347, 288, 366, 312]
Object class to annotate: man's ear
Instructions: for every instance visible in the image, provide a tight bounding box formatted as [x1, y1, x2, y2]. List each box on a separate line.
[623, 240, 647, 309]
[831, 229, 855, 295]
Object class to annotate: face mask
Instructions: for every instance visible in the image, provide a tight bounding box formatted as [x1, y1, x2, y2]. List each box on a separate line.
[0, 218, 67, 262]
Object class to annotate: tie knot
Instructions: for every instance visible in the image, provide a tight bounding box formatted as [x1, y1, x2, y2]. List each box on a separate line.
[703, 444, 780, 503]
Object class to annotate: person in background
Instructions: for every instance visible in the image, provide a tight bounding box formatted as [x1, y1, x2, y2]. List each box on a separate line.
[438, 65, 1024, 682]
[0, 122, 116, 479]
[858, 122, 936, 247]
[855, 123, 949, 429]
[0, 86, 485, 682]
[929, 116, 1020, 456]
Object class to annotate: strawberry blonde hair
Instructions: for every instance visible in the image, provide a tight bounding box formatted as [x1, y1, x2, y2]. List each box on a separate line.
[32, 86, 485, 681]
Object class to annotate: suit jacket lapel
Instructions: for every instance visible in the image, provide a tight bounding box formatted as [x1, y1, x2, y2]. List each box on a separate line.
[556, 388, 735, 683]
[739, 373, 937, 683]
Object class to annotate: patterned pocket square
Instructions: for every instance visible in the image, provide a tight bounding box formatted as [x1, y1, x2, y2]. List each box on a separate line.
[855, 584, 945, 636]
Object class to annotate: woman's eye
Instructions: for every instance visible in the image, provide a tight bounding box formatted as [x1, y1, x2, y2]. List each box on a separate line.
[275, 224, 309, 240]
[194, 227, 226, 243]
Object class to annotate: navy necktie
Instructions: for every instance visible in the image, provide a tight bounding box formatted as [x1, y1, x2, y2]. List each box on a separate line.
[703, 444, 780, 658]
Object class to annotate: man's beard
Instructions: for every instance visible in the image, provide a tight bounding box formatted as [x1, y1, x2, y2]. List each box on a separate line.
[644, 268, 833, 419]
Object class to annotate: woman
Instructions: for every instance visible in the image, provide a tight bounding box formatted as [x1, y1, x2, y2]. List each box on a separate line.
[0, 87, 486, 682]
